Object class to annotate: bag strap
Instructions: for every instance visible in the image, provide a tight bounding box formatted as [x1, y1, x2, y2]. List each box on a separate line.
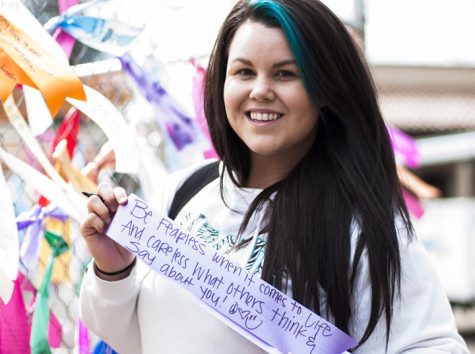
[168, 161, 220, 220]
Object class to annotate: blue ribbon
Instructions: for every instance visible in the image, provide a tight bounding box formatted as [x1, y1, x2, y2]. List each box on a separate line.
[93, 340, 118, 354]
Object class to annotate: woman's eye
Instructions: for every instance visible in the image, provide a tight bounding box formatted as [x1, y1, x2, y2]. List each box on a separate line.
[276, 70, 297, 78]
[236, 68, 254, 76]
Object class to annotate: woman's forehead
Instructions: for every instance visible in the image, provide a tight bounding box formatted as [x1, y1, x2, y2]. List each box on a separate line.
[228, 21, 292, 60]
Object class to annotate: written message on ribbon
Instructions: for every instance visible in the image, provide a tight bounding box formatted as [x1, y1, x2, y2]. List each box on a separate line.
[107, 194, 357, 354]
[0, 10, 86, 117]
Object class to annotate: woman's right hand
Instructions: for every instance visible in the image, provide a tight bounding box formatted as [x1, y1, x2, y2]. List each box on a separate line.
[80, 183, 135, 280]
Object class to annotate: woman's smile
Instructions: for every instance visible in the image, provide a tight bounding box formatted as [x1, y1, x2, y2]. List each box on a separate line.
[247, 110, 283, 124]
[248, 111, 282, 121]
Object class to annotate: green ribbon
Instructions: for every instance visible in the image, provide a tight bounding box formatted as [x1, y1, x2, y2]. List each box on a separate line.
[30, 230, 69, 354]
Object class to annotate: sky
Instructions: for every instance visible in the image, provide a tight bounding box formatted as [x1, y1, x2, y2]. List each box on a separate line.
[327, 0, 475, 66]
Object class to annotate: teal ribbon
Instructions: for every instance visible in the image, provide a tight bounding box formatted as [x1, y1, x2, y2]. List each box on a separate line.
[30, 230, 69, 354]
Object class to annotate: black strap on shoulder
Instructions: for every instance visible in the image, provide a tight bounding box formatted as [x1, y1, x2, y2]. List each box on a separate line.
[168, 161, 220, 220]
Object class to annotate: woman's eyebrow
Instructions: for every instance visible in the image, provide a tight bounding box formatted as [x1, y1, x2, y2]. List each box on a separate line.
[229, 58, 296, 68]
[230, 57, 253, 65]
[272, 59, 297, 68]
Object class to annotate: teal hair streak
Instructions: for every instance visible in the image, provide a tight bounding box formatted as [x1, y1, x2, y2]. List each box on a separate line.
[249, 0, 321, 105]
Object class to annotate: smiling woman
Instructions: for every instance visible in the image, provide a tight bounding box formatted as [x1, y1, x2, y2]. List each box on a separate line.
[224, 21, 319, 188]
[79, 1, 469, 353]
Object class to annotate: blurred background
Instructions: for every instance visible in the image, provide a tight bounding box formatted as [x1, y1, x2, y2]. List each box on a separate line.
[0, 0, 474, 352]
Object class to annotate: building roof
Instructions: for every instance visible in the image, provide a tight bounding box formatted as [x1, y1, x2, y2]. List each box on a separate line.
[372, 66, 475, 133]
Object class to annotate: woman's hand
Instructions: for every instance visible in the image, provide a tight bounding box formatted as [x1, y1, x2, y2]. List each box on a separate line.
[80, 183, 135, 280]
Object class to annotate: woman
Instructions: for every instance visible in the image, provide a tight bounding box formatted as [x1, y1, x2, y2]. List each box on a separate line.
[80, 0, 468, 352]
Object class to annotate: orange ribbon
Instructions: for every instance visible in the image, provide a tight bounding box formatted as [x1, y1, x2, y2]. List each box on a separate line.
[0, 14, 86, 117]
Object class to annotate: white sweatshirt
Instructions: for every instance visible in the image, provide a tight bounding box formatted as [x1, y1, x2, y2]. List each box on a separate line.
[80, 160, 468, 354]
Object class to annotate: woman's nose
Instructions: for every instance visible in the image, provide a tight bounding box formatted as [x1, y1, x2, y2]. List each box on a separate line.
[249, 76, 275, 101]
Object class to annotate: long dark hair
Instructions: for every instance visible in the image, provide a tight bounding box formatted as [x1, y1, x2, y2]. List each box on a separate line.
[204, 0, 412, 346]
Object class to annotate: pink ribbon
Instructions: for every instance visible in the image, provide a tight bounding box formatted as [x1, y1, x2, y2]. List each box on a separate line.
[401, 188, 425, 219]
[53, 0, 79, 60]
[0, 272, 30, 353]
[0, 272, 62, 353]
[190, 60, 218, 159]
[387, 126, 426, 218]
[74, 318, 90, 354]
[387, 126, 420, 169]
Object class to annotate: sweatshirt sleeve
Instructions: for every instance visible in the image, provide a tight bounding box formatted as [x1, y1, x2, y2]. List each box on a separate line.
[79, 261, 150, 354]
[351, 228, 469, 353]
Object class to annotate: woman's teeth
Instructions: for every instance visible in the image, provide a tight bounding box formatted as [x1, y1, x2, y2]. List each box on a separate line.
[249, 112, 281, 121]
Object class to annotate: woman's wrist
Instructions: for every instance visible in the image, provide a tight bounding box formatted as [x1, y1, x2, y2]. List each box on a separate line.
[93, 258, 136, 281]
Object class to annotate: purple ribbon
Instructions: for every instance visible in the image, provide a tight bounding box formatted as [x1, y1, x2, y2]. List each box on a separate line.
[107, 194, 358, 353]
[17, 204, 69, 273]
[119, 54, 202, 152]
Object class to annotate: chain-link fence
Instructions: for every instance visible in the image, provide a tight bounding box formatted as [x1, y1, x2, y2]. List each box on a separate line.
[0, 1, 162, 351]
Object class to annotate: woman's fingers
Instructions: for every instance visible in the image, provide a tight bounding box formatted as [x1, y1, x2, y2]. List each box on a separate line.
[97, 182, 119, 212]
[113, 186, 128, 205]
[83, 184, 128, 233]
[80, 212, 106, 235]
[86, 193, 111, 224]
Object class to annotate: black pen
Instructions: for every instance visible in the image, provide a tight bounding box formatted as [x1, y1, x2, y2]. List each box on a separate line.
[82, 191, 105, 203]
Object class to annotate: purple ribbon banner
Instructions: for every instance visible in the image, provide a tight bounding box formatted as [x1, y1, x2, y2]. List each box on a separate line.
[17, 204, 69, 273]
[106, 194, 357, 354]
[119, 53, 203, 152]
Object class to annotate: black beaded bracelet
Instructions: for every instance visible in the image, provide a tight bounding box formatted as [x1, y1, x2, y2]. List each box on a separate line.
[94, 258, 137, 276]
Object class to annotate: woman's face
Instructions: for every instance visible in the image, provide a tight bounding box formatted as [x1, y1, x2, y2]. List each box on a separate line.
[224, 20, 319, 165]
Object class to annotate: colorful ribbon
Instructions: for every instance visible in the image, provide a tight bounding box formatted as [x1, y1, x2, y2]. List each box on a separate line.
[30, 230, 69, 354]
[387, 125, 426, 217]
[0, 146, 87, 223]
[387, 125, 420, 169]
[39, 107, 82, 207]
[45, 0, 143, 57]
[0, 272, 63, 353]
[0, 272, 30, 353]
[74, 318, 90, 354]
[21, 0, 79, 137]
[0, 159, 19, 304]
[191, 59, 218, 159]
[93, 340, 118, 354]
[119, 53, 208, 169]
[0, 8, 86, 117]
[53, 107, 81, 159]
[401, 188, 424, 219]
[17, 204, 69, 274]
[53, 0, 79, 60]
